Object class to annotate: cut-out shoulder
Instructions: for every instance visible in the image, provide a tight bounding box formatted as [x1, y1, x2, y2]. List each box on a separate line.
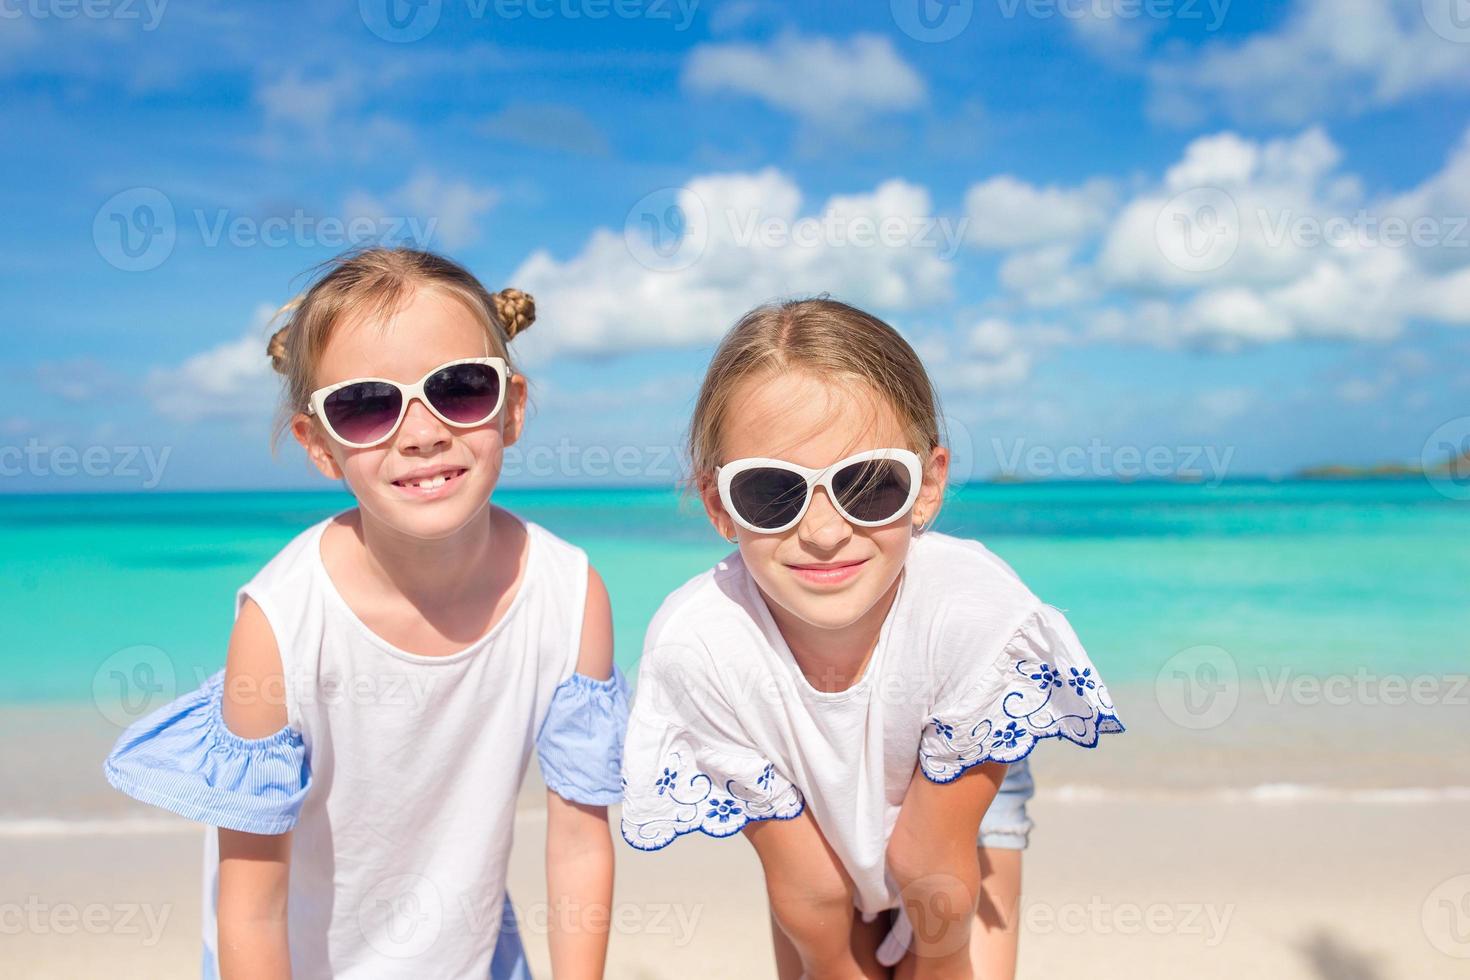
[576, 564, 615, 681]
[221, 596, 289, 740]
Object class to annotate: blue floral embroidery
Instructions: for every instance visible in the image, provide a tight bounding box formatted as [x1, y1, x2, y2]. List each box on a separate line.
[621, 749, 805, 852]
[920, 639, 1124, 784]
[991, 721, 1023, 750]
[655, 768, 677, 796]
[1029, 663, 1059, 691]
[706, 798, 742, 822]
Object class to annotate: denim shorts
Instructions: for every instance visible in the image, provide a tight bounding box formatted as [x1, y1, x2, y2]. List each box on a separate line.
[978, 757, 1034, 850]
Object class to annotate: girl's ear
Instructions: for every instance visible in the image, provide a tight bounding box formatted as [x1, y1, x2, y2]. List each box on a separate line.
[500, 374, 529, 448]
[914, 444, 950, 527]
[696, 471, 738, 541]
[291, 413, 344, 480]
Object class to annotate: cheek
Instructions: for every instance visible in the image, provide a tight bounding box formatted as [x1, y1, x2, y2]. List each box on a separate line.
[462, 426, 507, 464]
[338, 446, 389, 483]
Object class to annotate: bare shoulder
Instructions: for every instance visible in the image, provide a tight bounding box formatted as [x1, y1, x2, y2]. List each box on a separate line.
[221, 596, 289, 739]
[575, 563, 615, 681]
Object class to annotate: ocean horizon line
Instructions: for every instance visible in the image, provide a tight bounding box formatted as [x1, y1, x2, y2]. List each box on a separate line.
[0, 473, 1448, 499]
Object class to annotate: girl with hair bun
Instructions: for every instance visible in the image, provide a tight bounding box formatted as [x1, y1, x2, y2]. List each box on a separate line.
[106, 247, 626, 978]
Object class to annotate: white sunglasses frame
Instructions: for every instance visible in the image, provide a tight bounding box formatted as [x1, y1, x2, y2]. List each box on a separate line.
[715, 447, 924, 535]
[306, 357, 510, 449]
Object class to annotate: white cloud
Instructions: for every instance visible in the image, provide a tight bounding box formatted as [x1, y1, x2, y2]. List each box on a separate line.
[343, 172, 498, 250]
[1008, 123, 1470, 349]
[1065, 6, 1154, 60]
[256, 69, 361, 130]
[148, 304, 281, 423]
[998, 245, 1096, 308]
[964, 176, 1115, 249]
[683, 33, 926, 124]
[507, 169, 955, 361]
[1147, 0, 1470, 126]
[912, 316, 1077, 396]
[251, 66, 418, 161]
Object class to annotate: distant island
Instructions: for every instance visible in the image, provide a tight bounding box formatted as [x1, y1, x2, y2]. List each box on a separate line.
[1296, 449, 1470, 481]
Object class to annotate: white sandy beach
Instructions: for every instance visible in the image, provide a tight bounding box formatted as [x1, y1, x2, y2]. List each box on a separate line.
[4, 682, 1468, 978]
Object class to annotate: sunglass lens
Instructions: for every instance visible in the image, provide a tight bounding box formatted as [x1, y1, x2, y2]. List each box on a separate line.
[729, 467, 809, 530]
[425, 362, 501, 425]
[322, 382, 402, 445]
[832, 458, 912, 523]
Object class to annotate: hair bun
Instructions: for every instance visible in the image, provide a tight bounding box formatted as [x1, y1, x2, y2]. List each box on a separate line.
[493, 288, 536, 341]
[266, 324, 292, 375]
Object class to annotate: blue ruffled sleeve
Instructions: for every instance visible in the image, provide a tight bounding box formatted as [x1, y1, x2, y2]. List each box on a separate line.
[919, 604, 1124, 784]
[103, 668, 310, 835]
[535, 668, 631, 806]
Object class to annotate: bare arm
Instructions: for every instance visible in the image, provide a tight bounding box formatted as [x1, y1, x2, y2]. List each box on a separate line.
[888, 761, 1006, 980]
[744, 809, 873, 980]
[545, 566, 616, 978]
[216, 598, 293, 980]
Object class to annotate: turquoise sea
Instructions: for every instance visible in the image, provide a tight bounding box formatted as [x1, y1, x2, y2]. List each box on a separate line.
[2, 481, 1465, 705]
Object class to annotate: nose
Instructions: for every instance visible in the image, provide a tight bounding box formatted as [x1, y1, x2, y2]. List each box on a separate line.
[795, 486, 852, 552]
[393, 397, 452, 456]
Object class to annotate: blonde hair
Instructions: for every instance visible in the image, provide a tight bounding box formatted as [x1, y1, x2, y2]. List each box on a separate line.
[687, 297, 945, 492]
[264, 246, 534, 445]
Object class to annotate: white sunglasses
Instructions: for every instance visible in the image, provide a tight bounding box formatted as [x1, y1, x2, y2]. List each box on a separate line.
[307, 357, 509, 449]
[715, 448, 923, 534]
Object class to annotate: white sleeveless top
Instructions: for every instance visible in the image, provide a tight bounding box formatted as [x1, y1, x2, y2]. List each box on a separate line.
[619, 530, 1123, 916]
[207, 509, 589, 977]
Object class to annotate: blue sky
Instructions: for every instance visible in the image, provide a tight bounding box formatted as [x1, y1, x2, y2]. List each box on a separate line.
[3, 0, 1469, 491]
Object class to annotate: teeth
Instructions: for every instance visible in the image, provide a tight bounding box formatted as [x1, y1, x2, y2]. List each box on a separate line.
[403, 473, 450, 489]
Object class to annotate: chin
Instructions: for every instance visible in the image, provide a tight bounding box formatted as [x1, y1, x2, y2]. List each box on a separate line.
[759, 576, 881, 632]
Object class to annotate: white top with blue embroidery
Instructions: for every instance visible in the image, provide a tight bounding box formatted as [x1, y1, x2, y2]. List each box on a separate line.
[619, 529, 1122, 915]
[105, 508, 628, 980]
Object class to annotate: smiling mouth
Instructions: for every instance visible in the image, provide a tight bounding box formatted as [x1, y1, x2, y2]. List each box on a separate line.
[785, 558, 869, 584]
[787, 559, 867, 571]
[392, 467, 468, 490]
